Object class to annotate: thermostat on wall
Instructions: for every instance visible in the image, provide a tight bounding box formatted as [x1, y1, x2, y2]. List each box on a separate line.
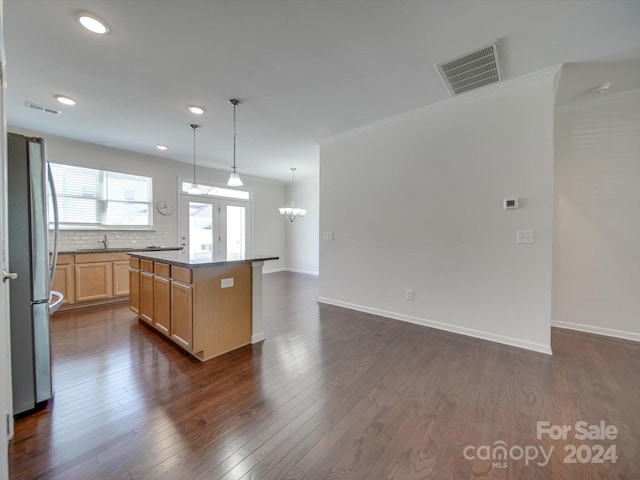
[503, 198, 519, 209]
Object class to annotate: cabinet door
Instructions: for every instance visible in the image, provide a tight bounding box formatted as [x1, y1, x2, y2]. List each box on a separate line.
[52, 263, 75, 304]
[139, 271, 154, 325]
[75, 262, 112, 302]
[171, 281, 193, 351]
[129, 269, 140, 314]
[113, 261, 130, 297]
[153, 276, 171, 336]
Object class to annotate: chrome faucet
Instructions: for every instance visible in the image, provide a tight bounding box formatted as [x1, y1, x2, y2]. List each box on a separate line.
[99, 234, 108, 249]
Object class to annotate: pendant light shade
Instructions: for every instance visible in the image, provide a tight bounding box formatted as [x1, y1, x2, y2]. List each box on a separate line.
[227, 99, 243, 187]
[227, 172, 243, 187]
[188, 124, 202, 194]
[279, 168, 306, 222]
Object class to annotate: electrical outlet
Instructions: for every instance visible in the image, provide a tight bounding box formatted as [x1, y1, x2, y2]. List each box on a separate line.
[516, 230, 535, 244]
[405, 289, 414, 301]
[221, 278, 234, 288]
[324, 232, 333, 240]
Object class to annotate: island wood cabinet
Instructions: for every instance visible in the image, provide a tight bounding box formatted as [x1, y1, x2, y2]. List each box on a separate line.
[128, 256, 250, 361]
[129, 260, 140, 314]
[52, 252, 130, 308]
[170, 279, 193, 350]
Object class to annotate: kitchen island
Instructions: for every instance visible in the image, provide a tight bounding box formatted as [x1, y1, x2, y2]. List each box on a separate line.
[128, 250, 278, 361]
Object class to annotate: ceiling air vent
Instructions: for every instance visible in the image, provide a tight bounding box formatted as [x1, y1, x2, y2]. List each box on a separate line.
[436, 42, 502, 96]
[25, 101, 62, 116]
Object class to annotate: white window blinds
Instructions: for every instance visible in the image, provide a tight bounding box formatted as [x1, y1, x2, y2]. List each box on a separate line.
[49, 163, 152, 228]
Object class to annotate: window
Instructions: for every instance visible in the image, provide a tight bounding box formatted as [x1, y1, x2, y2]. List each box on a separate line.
[49, 163, 152, 229]
[180, 181, 250, 200]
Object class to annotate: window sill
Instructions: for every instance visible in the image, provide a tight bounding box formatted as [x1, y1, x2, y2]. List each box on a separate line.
[50, 226, 156, 232]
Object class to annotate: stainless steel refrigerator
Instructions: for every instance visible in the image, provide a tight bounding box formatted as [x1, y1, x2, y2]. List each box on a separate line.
[7, 132, 62, 415]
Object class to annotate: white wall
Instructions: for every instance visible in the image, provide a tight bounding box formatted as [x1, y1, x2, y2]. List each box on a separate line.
[284, 178, 319, 275]
[319, 71, 557, 354]
[553, 91, 640, 341]
[9, 128, 286, 271]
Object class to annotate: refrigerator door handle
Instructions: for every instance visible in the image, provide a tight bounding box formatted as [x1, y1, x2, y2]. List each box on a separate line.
[47, 161, 60, 289]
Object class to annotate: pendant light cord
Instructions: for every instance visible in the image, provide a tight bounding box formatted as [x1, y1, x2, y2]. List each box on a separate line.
[232, 103, 237, 173]
[191, 124, 198, 185]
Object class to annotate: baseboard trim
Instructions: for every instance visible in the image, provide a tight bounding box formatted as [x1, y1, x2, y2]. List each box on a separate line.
[263, 268, 285, 274]
[263, 268, 320, 276]
[251, 332, 266, 344]
[285, 268, 319, 276]
[551, 320, 640, 343]
[317, 297, 552, 355]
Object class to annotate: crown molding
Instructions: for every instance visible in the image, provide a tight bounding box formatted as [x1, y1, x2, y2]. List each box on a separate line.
[322, 65, 562, 145]
[555, 87, 640, 114]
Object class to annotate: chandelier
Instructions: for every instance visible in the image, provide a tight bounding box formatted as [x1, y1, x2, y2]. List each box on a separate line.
[279, 168, 306, 222]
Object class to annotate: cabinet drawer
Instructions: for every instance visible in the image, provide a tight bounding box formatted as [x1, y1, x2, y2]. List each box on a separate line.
[75, 252, 129, 263]
[154, 262, 170, 277]
[56, 254, 73, 265]
[129, 257, 140, 269]
[171, 266, 192, 284]
[140, 259, 154, 272]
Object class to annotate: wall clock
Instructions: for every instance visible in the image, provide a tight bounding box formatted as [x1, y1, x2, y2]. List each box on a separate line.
[156, 200, 174, 215]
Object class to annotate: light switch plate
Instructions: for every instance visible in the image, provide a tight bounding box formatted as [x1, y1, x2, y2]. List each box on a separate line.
[221, 278, 234, 288]
[324, 232, 333, 240]
[516, 230, 535, 244]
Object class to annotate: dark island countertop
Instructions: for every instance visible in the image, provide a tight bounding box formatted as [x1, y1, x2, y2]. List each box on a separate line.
[127, 250, 279, 268]
[59, 247, 182, 255]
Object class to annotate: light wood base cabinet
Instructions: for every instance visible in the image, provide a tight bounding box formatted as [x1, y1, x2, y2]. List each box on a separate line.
[153, 275, 171, 335]
[53, 252, 130, 309]
[170, 281, 193, 351]
[52, 255, 74, 305]
[113, 261, 130, 297]
[129, 268, 140, 314]
[139, 271, 154, 325]
[75, 262, 112, 302]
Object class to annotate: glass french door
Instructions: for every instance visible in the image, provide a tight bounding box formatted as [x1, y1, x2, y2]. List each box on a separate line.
[180, 196, 250, 260]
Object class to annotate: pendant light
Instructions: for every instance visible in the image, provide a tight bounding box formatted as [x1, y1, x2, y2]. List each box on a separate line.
[279, 168, 307, 222]
[188, 124, 202, 194]
[227, 99, 243, 187]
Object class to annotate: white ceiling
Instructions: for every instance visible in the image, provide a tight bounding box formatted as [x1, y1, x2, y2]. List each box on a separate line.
[4, 0, 640, 183]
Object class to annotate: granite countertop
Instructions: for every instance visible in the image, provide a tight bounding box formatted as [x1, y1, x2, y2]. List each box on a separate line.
[59, 246, 183, 255]
[128, 250, 279, 268]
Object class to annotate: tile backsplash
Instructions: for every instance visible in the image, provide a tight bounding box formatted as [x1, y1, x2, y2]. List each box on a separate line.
[52, 225, 177, 252]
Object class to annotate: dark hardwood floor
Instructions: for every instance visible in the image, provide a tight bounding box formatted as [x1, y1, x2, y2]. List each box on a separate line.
[8, 272, 640, 479]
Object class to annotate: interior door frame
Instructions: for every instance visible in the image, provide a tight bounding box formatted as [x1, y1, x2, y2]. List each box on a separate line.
[1, 3, 14, 476]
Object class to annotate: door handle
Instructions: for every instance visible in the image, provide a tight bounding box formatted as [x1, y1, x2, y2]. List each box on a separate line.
[2, 271, 18, 283]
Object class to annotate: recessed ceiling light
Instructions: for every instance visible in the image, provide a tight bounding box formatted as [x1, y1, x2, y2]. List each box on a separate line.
[55, 95, 76, 106]
[593, 83, 611, 95]
[77, 11, 110, 34]
[188, 105, 205, 115]
[156, 145, 168, 151]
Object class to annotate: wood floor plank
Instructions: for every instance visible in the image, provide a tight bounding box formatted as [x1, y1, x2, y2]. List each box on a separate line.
[8, 272, 640, 479]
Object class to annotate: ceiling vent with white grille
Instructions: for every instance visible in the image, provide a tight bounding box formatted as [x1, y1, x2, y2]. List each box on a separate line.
[25, 101, 62, 116]
[436, 42, 502, 96]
